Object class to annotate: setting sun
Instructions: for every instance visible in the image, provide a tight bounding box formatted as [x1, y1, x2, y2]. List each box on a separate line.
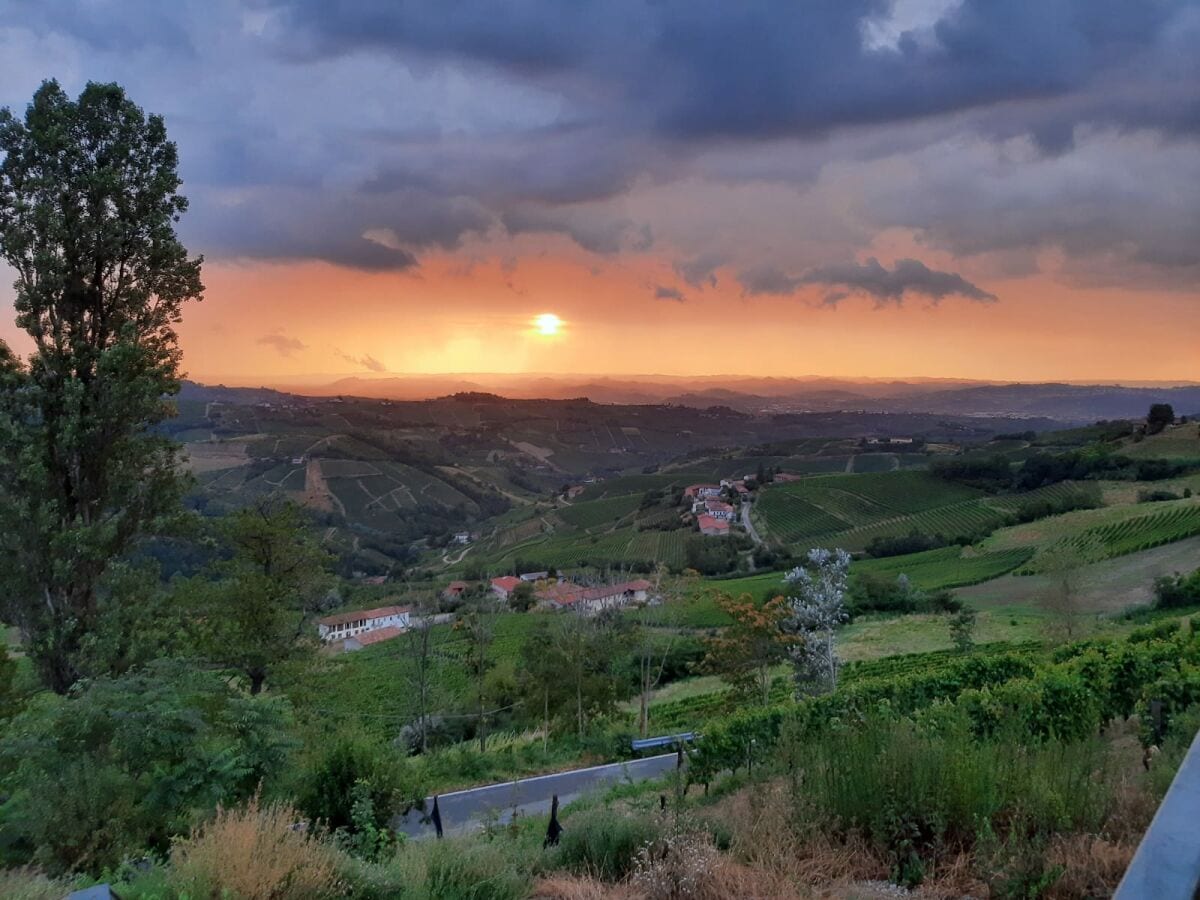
[533, 312, 563, 336]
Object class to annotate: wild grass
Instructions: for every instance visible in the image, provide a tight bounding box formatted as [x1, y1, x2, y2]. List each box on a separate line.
[0, 868, 66, 900]
[168, 794, 344, 899]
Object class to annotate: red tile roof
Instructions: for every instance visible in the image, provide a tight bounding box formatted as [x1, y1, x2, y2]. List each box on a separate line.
[697, 514, 730, 533]
[318, 605, 411, 628]
[350, 625, 404, 646]
[491, 576, 523, 592]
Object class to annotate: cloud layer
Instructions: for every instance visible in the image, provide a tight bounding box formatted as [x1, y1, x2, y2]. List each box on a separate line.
[2, 0, 1197, 298]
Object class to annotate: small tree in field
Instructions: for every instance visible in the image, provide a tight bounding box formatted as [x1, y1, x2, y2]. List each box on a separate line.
[702, 592, 796, 706]
[1146, 403, 1175, 435]
[948, 607, 977, 653]
[1037, 540, 1097, 643]
[783, 548, 851, 696]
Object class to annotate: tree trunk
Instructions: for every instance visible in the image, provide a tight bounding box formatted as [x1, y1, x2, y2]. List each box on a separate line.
[249, 669, 266, 695]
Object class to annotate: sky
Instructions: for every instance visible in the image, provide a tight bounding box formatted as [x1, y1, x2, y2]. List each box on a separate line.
[0, 0, 1198, 384]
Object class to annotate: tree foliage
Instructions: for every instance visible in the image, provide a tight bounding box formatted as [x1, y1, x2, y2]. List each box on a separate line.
[0, 80, 203, 692]
[0, 660, 292, 873]
[183, 498, 334, 695]
[701, 593, 796, 705]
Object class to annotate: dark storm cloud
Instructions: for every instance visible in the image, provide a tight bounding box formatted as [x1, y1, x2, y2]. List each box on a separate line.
[674, 253, 722, 289]
[501, 208, 653, 255]
[653, 285, 686, 303]
[737, 258, 997, 304]
[271, 0, 1195, 139]
[258, 333, 307, 357]
[803, 258, 998, 304]
[3, 1, 1195, 283]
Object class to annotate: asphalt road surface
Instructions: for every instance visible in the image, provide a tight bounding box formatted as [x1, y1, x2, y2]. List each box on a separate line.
[395, 752, 680, 837]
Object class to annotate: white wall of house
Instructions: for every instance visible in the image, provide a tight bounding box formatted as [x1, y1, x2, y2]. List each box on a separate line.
[318, 609, 410, 642]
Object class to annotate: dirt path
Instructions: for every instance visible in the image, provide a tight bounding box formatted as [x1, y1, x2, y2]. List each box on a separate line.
[303, 458, 344, 516]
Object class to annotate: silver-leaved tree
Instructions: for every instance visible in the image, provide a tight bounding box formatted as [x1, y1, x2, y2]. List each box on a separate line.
[783, 548, 851, 696]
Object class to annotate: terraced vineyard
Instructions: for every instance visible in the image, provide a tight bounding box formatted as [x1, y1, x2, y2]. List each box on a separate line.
[648, 640, 1043, 731]
[472, 525, 691, 571]
[755, 470, 989, 547]
[1030, 500, 1200, 568]
[854, 545, 1035, 588]
[557, 494, 641, 529]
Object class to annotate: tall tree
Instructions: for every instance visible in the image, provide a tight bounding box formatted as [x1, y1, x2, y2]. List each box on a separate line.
[455, 609, 494, 752]
[399, 610, 437, 754]
[187, 498, 333, 694]
[0, 81, 203, 692]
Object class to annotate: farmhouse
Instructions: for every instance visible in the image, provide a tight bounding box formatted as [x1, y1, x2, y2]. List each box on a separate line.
[490, 575, 523, 600]
[702, 499, 736, 520]
[536, 578, 653, 614]
[683, 483, 722, 500]
[519, 571, 549, 582]
[697, 514, 730, 536]
[452, 531, 472, 545]
[317, 605, 411, 643]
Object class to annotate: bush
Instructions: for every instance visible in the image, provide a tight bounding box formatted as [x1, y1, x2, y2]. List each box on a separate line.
[792, 714, 1116, 884]
[1154, 568, 1200, 610]
[549, 808, 661, 881]
[865, 530, 948, 559]
[1138, 489, 1181, 503]
[370, 838, 529, 900]
[297, 732, 418, 836]
[0, 661, 294, 873]
[169, 795, 343, 898]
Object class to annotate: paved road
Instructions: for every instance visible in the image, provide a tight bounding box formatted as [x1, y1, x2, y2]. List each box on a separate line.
[395, 752, 680, 838]
[741, 499, 764, 546]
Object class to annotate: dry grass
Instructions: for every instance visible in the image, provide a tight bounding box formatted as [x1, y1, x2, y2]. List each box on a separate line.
[1045, 834, 1136, 899]
[0, 868, 66, 900]
[170, 794, 344, 899]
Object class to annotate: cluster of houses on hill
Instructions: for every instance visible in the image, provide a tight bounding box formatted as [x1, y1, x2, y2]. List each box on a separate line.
[490, 574, 653, 613]
[683, 481, 745, 536]
[317, 574, 656, 652]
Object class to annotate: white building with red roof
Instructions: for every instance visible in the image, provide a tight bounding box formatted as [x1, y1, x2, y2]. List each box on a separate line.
[683, 483, 722, 500]
[490, 575, 524, 601]
[317, 605, 411, 643]
[535, 578, 653, 614]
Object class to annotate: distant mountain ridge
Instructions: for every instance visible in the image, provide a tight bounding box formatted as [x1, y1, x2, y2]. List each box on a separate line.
[250, 375, 1200, 425]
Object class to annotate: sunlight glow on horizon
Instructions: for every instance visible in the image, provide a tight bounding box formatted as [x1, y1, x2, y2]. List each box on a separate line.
[533, 312, 563, 336]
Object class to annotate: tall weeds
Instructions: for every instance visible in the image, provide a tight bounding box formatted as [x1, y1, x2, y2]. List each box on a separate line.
[169, 794, 343, 899]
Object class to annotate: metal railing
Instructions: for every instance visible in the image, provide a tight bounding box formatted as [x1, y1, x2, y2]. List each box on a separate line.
[1115, 726, 1200, 899]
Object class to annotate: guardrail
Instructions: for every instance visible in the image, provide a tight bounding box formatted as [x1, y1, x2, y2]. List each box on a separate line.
[630, 731, 695, 752]
[1114, 726, 1200, 899]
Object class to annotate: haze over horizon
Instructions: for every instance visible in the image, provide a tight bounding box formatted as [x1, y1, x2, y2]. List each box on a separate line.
[2, 1, 1198, 383]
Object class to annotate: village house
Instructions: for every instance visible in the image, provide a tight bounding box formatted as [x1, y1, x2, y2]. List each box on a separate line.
[701, 499, 736, 520]
[451, 531, 472, 545]
[442, 580, 470, 601]
[519, 571, 549, 582]
[317, 605, 411, 643]
[683, 483, 722, 500]
[535, 578, 653, 614]
[490, 575, 523, 601]
[697, 514, 730, 536]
